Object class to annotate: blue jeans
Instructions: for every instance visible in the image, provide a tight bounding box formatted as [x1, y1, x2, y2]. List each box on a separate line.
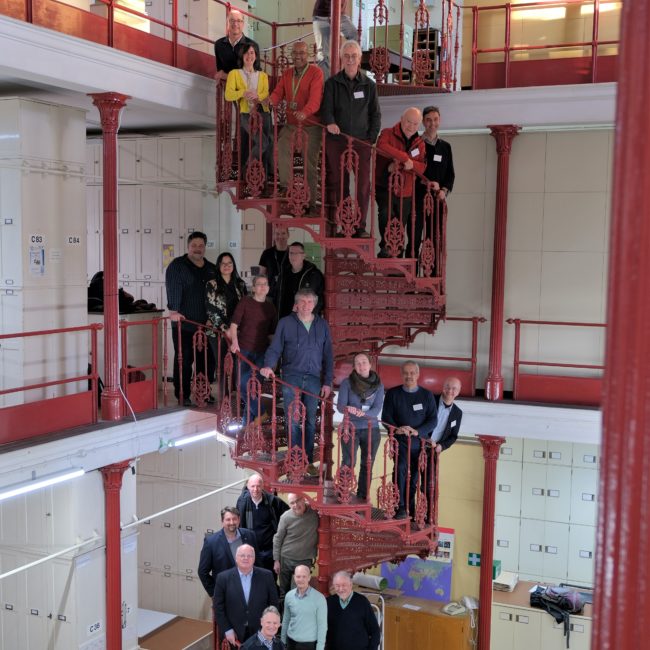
[282, 372, 321, 463]
[341, 423, 381, 500]
[239, 349, 265, 423]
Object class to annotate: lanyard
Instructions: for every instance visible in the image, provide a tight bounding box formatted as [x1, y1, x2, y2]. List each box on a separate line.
[291, 66, 309, 104]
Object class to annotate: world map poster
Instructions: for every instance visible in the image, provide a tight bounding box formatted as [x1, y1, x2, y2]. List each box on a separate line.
[380, 527, 455, 602]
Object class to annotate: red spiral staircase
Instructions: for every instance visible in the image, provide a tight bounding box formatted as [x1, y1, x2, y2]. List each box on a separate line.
[212, 85, 449, 592]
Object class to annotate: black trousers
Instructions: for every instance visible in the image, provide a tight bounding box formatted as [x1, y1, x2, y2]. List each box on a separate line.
[171, 325, 215, 401]
[287, 639, 317, 650]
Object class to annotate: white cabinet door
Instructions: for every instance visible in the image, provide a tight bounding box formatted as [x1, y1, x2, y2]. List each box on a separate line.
[499, 437, 523, 462]
[491, 605, 515, 650]
[118, 186, 138, 281]
[495, 515, 521, 572]
[180, 137, 204, 181]
[138, 185, 162, 281]
[570, 468, 598, 526]
[118, 139, 137, 183]
[523, 439, 550, 464]
[512, 608, 543, 650]
[136, 139, 160, 181]
[519, 518, 545, 577]
[86, 184, 103, 280]
[572, 443, 599, 469]
[567, 524, 596, 586]
[85, 140, 102, 183]
[541, 615, 592, 650]
[542, 521, 570, 583]
[497, 460, 523, 518]
[544, 465, 572, 523]
[520, 463, 547, 520]
[546, 441, 573, 466]
[182, 189, 203, 236]
[159, 137, 180, 182]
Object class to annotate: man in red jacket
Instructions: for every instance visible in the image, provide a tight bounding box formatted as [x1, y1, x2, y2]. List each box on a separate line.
[375, 107, 426, 258]
[269, 41, 324, 211]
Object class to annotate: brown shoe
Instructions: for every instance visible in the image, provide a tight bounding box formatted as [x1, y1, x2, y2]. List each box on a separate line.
[306, 463, 320, 477]
[354, 229, 371, 239]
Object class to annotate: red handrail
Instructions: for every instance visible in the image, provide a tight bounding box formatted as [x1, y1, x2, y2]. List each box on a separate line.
[465, 0, 621, 88]
[506, 317, 606, 401]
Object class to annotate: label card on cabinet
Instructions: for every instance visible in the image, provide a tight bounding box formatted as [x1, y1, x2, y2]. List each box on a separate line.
[582, 492, 595, 501]
[533, 450, 545, 459]
[547, 489, 560, 498]
[529, 544, 542, 552]
[498, 484, 511, 492]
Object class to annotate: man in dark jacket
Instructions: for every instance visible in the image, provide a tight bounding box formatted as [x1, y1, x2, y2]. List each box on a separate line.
[375, 107, 426, 258]
[327, 571, 380, 650]
[214, 9, 257, 81]
[214, 545, 279, 647]
[240, 606, 285, 650]
[197, 506, 259, 598]
[275, 242, 325, 319]
[321, 39, 381, 238]
[261, 288, 334, 475]
[165, 231, 218, 405]
[236, 473, 289, 572]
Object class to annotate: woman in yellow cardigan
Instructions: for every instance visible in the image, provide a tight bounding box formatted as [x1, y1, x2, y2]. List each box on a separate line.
[225, 42, 272, 184]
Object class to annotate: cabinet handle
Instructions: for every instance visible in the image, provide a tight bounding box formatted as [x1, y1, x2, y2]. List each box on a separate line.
[529, 544, 542, 552]
[582, 454, 597, 464]
[579, 550, 593, 559]
[582, 493, 595, 502]
[549, 451, 562, 460]
[533, 450, 546, 459]
[547, 489, 560, 498]
[545, 545, 558, 554]
[498, 484, 511, 492]
[515, 615, 529, 624]
[571, 623, 585, 633]
[498, 612, 513, 621]
[532, 487, 544, 496]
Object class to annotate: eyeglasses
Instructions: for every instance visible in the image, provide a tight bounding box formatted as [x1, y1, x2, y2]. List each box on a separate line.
[229, 18, 244, 24]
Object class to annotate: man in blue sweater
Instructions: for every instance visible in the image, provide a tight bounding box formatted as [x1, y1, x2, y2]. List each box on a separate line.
[261, 288, 334, 477]
[381, 361, 437, 519]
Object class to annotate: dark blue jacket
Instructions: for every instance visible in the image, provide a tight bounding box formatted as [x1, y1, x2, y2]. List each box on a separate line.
[264, 313, 334, 386]
[197, 527, 259, 597]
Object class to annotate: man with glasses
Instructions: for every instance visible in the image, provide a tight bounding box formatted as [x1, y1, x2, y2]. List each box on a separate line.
[269, 41, 324, 212]
[321, 39, 381, 238]
[275, 242, 324, 319]
[214, 9, 257, 81]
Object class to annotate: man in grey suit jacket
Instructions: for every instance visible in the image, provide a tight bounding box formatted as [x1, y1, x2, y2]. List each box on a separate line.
[198, 506, 259, 597]
[214, 544, 280, 646]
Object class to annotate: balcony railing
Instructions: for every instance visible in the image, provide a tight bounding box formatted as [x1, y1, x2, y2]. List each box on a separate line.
[507, 317, 606, 406]
[463, 0, 621, 89]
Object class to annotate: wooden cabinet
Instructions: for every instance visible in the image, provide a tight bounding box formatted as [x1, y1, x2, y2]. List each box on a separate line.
[384, 597, 472, 650]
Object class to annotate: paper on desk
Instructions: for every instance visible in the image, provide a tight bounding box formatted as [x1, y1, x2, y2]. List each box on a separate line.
[402, 603, 421, 611]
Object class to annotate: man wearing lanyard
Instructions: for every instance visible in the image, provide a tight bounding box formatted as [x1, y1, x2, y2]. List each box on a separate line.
[269, 41, 324, 212]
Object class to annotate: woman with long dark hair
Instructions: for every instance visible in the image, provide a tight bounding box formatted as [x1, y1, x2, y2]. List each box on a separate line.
[206, 252, 247, 392]
[225, 41, 272, 181]
[336, 352, 385, 500]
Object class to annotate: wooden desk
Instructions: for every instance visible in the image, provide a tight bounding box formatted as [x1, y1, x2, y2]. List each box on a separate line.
[384, 596, 473, 650]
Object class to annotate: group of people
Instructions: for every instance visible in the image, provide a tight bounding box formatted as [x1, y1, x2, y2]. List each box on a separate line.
[165, 227, 464, 510]
[215, 8, 455, 252]
[198, 474, 380, 650]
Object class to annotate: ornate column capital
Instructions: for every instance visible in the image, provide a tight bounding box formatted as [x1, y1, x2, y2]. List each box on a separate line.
[477, 435, 506, 460]
[89, 92, 130, 133]
[488, 124, 521, 154]
[100, 460, 131, 492]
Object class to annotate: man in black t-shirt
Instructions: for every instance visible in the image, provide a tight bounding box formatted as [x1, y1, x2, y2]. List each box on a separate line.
[214, 9, 257, 81]
[258, 225, 289, 304]
[165, 231, 217, 405]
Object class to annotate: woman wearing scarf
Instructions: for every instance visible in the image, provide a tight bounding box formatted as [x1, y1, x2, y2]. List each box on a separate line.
[336, 353, 385, 500]
[206, 252, 247, 393]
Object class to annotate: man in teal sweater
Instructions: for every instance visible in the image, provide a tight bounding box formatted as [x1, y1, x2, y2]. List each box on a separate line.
[281, 565, 327, 650]
[327, 571, 380, 650]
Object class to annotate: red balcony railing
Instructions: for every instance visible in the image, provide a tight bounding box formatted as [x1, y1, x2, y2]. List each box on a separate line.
[463, 0, 621, 89]
[0, 323, 102, 443]
[507, 317, 606, 406]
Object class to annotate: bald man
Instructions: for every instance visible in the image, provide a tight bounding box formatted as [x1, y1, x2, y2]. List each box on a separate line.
[375, 107, 426, 258]
[214, 9, 257, 81]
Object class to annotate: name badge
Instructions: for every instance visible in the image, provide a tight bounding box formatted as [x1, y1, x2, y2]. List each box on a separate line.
[413, 403, 423, 411]
[410, 148, 420, 157]
[433, 154, 443, 162]
[354, 90, 364, 99]
[451, 420, 457, 427]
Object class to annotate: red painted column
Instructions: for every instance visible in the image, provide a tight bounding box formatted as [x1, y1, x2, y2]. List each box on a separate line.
[477, 435, 505, 650]
[90, 93, 130, 420]
[484, 125, 520, 401]
[316, 514, 332, 596]
[330, 0, 341, 76]
[100, 461, 131, 650]
[593, 2, 650, 648]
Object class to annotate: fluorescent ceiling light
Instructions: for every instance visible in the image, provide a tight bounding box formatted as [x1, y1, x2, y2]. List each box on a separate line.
[172, 430, 217, 447]
[0, 468, 85, 502]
